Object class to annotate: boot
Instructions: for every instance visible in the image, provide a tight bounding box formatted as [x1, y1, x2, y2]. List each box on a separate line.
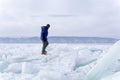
[41, 50, 47, 55]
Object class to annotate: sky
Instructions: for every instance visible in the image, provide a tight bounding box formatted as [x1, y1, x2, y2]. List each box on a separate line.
[0, 0, 120, 38]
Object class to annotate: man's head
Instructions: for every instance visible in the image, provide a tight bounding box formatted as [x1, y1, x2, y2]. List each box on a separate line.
[46, 24, 50, 27]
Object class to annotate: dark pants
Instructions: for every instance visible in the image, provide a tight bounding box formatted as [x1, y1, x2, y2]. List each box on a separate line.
[42, 40, 49, 53]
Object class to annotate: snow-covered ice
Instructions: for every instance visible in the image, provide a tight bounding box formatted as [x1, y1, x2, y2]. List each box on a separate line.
[0, 43, 113, 80]
[87, 40, 120, 80]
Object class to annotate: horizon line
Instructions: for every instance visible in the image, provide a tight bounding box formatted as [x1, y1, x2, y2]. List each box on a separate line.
[0, 36, 119, 39]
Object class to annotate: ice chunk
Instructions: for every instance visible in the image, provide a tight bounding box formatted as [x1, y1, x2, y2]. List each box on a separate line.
[22, 62, 40, 74]
[0, 61, 9, 72]
[32, 70, 67, 80]
[87, 40, 120, 80]
[101, 72, 120, 80]
[5, 63, 22, 73]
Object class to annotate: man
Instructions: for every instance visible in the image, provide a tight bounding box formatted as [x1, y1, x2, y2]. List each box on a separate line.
[40, 24, 50, 55]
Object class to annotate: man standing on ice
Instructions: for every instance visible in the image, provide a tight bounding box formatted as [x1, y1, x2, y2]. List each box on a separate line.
[40, 24, 50, 55]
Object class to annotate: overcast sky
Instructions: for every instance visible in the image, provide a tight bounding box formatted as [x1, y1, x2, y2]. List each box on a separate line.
[0, 0, 120, 38]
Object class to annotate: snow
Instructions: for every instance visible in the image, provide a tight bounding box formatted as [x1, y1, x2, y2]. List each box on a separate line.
[0, 43, 112, 80]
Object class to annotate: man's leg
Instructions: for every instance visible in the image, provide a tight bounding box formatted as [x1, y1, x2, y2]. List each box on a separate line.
[42, 41, 49, 54]
[44, 40, 49, 49]
[42, 41, 46, 54]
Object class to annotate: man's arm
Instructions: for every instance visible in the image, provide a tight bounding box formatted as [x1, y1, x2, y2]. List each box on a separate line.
[42, 33, 47, 41]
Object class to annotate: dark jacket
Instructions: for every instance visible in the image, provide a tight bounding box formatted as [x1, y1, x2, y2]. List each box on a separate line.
[41, 26, 49, 41]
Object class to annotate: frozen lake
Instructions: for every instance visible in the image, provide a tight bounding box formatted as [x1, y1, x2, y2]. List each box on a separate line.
[0, 43, 112, 80]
